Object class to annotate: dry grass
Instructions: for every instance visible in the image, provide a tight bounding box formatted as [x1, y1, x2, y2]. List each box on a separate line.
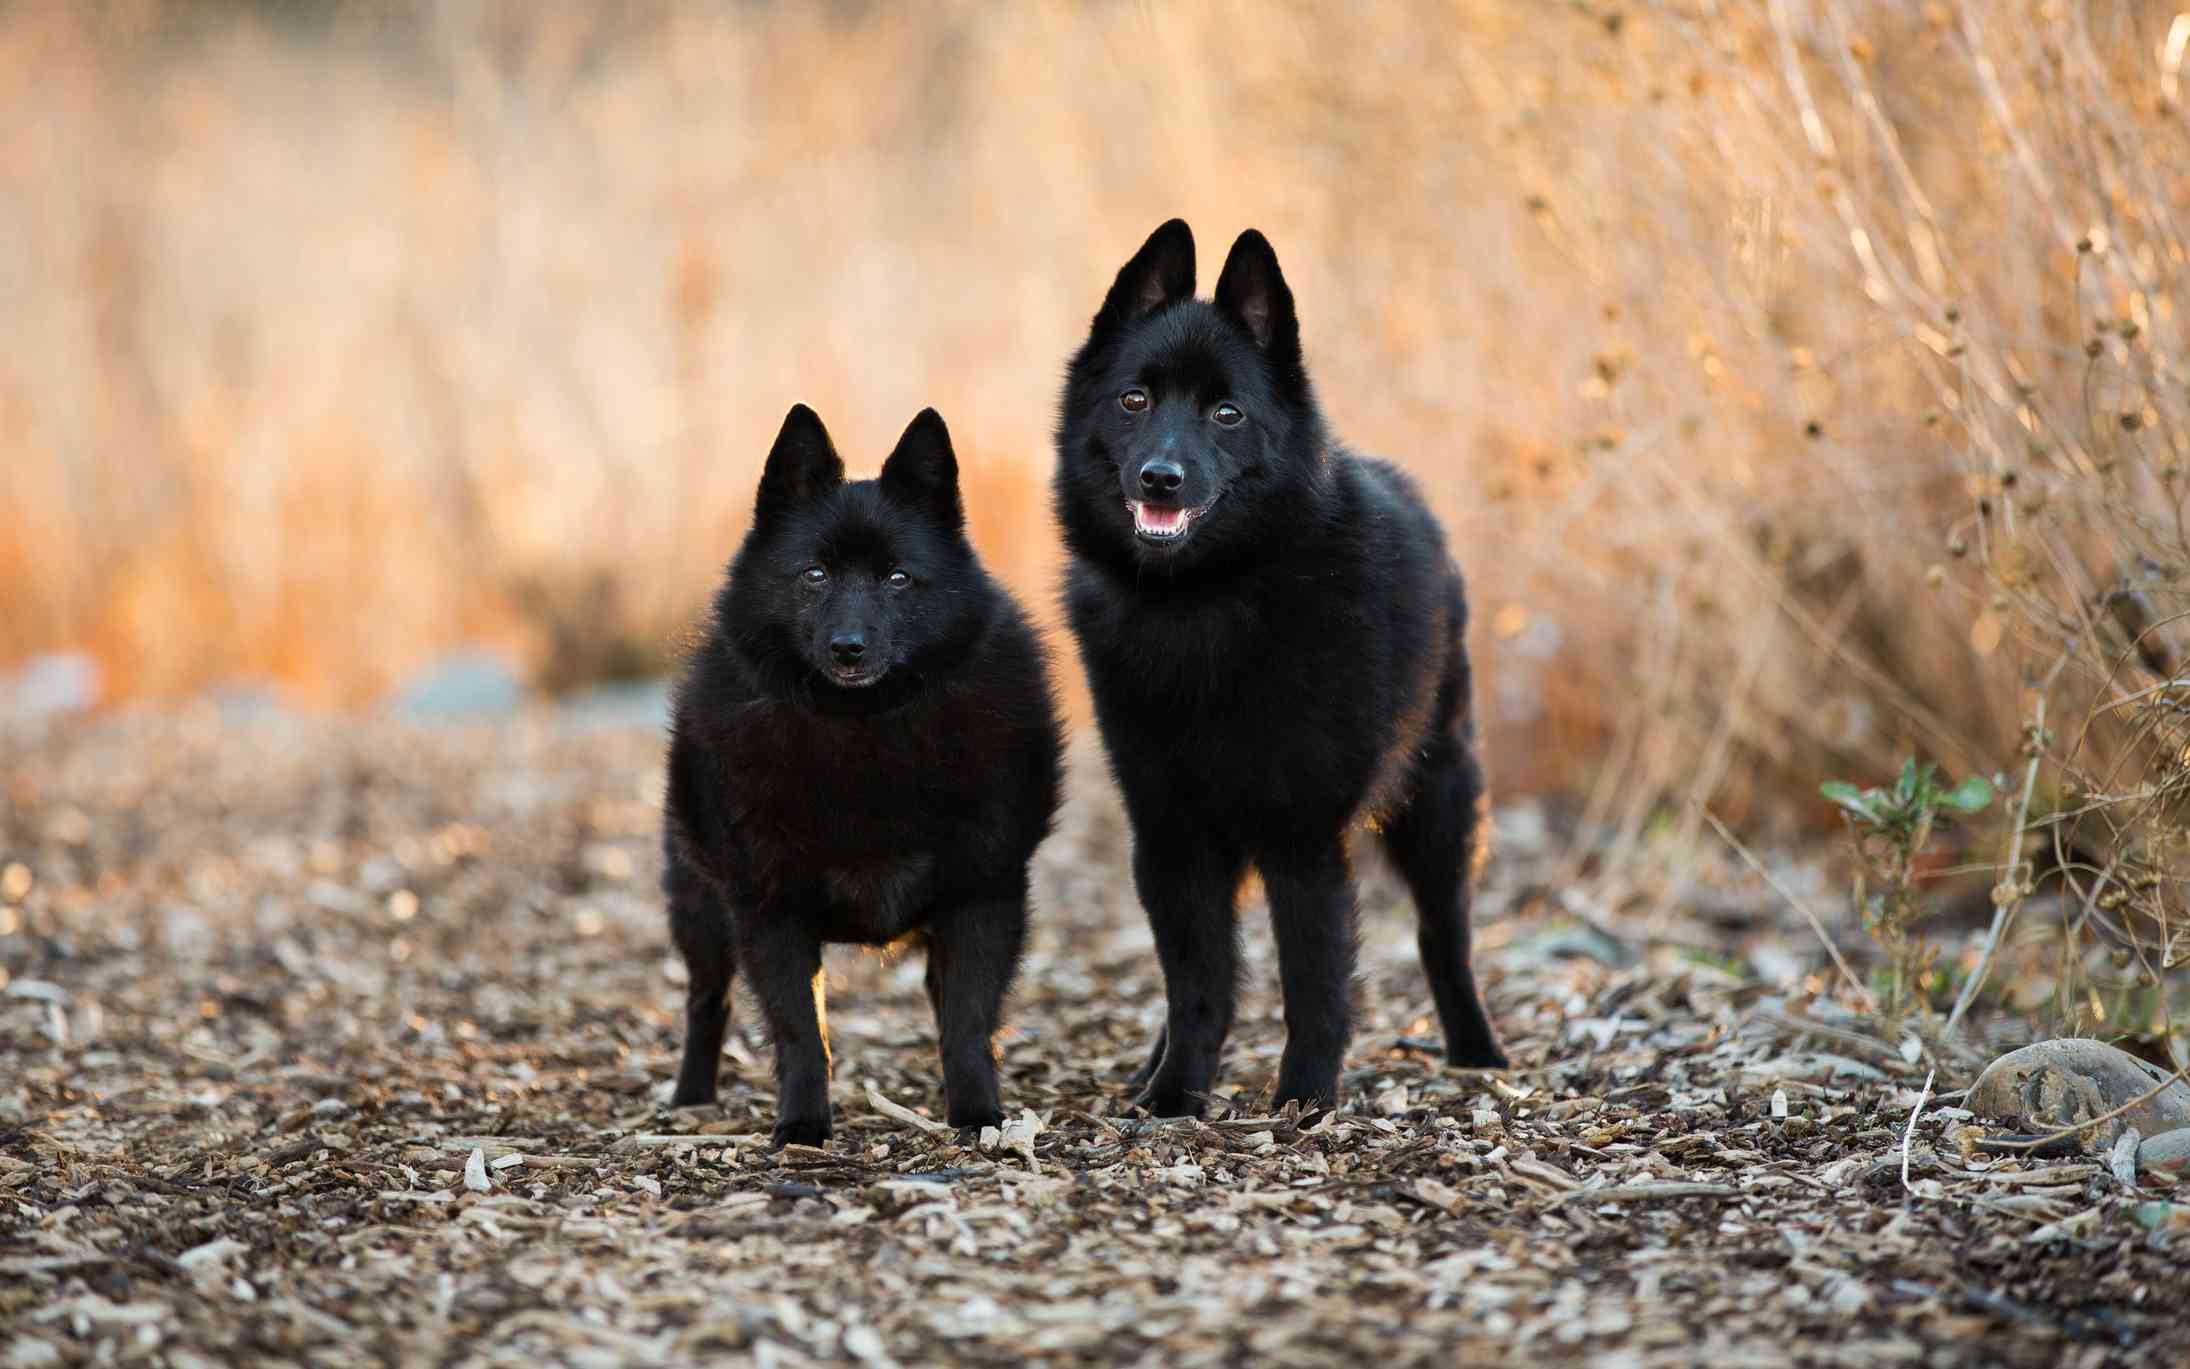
[1640, 0, 2190, 1039]
[0, 2, 1997, 803]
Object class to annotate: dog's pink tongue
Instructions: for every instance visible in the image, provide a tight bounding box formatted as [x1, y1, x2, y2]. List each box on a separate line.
[1134, 504, 1184, 533]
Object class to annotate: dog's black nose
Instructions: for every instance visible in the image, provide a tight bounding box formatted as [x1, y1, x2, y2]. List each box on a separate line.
[829, 635, 865, 665]
[1138, 459, 1185, 494]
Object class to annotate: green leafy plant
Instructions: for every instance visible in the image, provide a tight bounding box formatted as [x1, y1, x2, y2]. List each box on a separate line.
[1821, 760, 1994, 1018]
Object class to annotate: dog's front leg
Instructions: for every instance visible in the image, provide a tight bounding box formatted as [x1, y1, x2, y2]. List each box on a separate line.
[1261, 841, 1358, 1113]
[1131, 836, 1246, 1118]
[737, 909, 832, 1148]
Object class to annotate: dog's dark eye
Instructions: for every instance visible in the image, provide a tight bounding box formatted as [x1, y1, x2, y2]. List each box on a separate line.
[1211, 402, 1244, 427]
[885, 569, 911, 589]
[1119, 389, 1149, 413]
[801, 565, 828, 585]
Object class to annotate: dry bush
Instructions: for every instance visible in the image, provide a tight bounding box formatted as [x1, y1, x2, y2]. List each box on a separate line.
[0, 3, 1939, 811]
[1628, 0, 2188, 1039]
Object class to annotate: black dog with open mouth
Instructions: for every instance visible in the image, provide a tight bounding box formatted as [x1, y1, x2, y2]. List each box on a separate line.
[1054, 220, 1509, 1118]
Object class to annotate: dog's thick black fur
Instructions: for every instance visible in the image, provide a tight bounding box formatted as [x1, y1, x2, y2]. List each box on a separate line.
[1054, 219, 1508, 1118]
[663, 405, 1062, 1147]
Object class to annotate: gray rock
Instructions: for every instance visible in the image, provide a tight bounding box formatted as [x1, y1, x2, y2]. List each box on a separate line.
[208, 681, 290, 721]
[1498, 920, 1637, 970]
[1, 652, 100, 729]
[1968, 1039, 2190, 1148]
[560, 677, 672, 732]
[1491, 802, 1550, 854]
[2137, 1126, 2190, 1179]
[389, 651, 524, 717]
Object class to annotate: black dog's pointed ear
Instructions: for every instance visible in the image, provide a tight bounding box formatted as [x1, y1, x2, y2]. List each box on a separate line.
[1092, 219, 1195, 339]
[1214, 229, 1302, 378]
[755, 404, 845, 519]
[879, 407, 963, 531]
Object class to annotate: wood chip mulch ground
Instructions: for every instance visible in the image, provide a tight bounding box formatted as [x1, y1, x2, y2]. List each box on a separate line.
[3, 707, 2186, 1367]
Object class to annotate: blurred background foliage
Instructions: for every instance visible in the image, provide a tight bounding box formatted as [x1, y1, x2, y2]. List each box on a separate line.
[2, 0, 2185, 905]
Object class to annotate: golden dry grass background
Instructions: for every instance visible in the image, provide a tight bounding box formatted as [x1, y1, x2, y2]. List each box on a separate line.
[7, 0, 2185, 836]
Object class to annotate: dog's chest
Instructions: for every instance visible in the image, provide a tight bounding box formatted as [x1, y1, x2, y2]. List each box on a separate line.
[1078, 586, 1265, 702]
[819, 852, 936, 942]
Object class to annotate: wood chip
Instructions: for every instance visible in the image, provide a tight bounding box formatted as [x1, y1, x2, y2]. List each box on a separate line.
[1553, 1182, 1739, 1206]
[865, 1082, 951, 1134]
[9, 706, 2185, 1364]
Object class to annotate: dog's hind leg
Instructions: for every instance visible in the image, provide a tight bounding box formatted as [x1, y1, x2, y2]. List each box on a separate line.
[666, 850, 737, 1107]
[1378, 737, 1509, 1069]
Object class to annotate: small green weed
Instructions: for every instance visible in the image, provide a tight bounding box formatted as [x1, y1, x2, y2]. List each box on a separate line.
[1821, 760, 1994, 1018]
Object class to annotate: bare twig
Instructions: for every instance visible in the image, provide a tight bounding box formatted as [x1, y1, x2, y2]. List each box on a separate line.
[1902, 1068, 1936, 1196]
[1945, 669, 2063, 1037]
[1756, 1012, 1912, 1070]
[1705, 808, 1881, 1014]
[1552, 1182, 1738, 1206]
[865, 1081, 951, 1135]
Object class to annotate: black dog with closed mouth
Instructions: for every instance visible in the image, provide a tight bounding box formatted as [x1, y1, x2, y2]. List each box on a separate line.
[663, 405, 1062, 1147]
[1053, 219, 1508, 1118]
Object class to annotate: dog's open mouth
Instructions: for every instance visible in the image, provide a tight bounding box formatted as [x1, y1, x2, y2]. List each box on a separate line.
[1128, 499, 1216, 543]
[827, 664, 887, 689]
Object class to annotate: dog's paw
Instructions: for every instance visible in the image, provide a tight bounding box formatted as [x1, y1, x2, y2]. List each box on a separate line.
[1447, 1040, 1512, 1071]
[1131, 1087, 1205, 1120]
[771, 1114, 832, 1149]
